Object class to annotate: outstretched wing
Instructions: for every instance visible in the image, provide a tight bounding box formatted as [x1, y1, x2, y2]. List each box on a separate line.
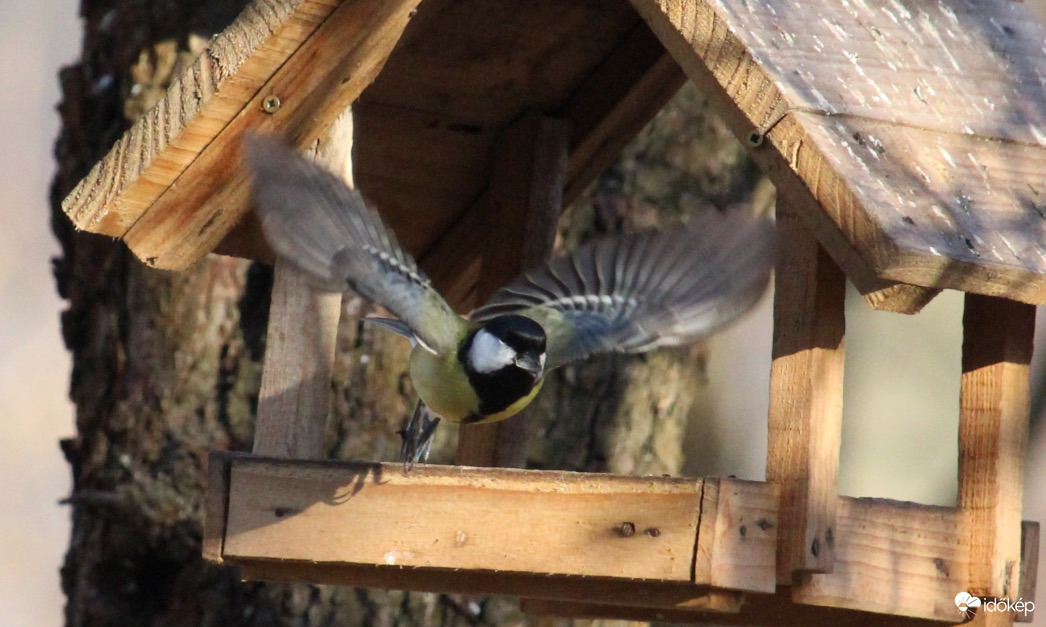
[244, 134, 464, 354]
[471, 210, 775, 369]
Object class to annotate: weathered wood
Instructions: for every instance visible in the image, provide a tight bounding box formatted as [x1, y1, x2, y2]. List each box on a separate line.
[222, 458, 704, 580]
[521, 593, 744, 622]
[766, 200, 845, 579]
[119, 0, 422, 269]
[252, 263, 341, 458]
[202, 451, 233, 563]
[455, 114, 570, 468]
[792, 498, 971, 622]
[250, 112, 353, 458]
[209, 455, 984, 621]
[1016, 521, 1039, 623]
[521, 591, 946, 626]
[859, 281, 941, 315]
[629, 0, 1046, 303]
[558, 22, 686, 204]
[694, 478, 778, 593]
[959, 295, 1035, 599]
[62, 0, 333, 236]
[237, 559, 724, 611]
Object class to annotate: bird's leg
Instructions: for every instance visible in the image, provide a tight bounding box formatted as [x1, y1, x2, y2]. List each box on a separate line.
[400, 400, 441, 471]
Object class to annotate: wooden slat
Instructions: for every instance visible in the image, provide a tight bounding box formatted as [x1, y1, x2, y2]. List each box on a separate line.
[208, 456, 991, 621]
[252, 263, 341, 458]
[959, 295, 1035, 598]
[62, 0, 332, 236]
[792, 498, 971, 622]
[237, 559, 723, 610]
[120, 0, 422, 269]
[557, 22, 686, 204]
[694, 478, 778, 593]
[250, 111, 351, 458]
[202, 451, 233, 563]
[859, 281, 941, 316]
[766, 200, 845, 578]
[223, 458, 705, 581]
[629, 0, 1046, 303]
[1016, 521, 1039, 623]
[521, 593, 744, 622]
[455, 114, 570, 468]
[363, 0, 639, 128]
[522, 590, 945, 626]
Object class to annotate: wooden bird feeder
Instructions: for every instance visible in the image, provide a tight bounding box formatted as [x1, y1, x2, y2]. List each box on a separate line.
[62, 0, 1046, 624]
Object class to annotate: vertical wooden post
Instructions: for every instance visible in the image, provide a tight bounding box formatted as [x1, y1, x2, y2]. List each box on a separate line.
[456, 113, 571, 468]
[959, 294, 1035, 602]
[766, 199, 846, 581]
[251, 112, 354, 459]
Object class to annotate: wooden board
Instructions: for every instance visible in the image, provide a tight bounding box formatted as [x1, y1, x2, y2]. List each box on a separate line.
[792, 498, 970, 622]
[249, 114, 353, 459]
[959, 295, 1035, 599]
[630, 0, 1046, 303]
[213, 456, 780, 595]
[62, 0, 331, 236]
[203, 455, 1035, 621]
[522, 591, 948, 626]
[122, 0, 422, 269]
[766, 201, 845, 579]
[223, 458, 706, 581]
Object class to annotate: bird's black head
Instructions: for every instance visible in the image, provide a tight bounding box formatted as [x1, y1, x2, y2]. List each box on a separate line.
[460, 315, 547, 416]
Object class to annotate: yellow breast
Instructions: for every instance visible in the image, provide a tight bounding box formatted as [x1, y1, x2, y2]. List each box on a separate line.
[408, 345, 544, 424]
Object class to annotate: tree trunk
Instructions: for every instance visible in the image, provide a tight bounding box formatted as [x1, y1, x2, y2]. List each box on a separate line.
[51, 2, 764, 625]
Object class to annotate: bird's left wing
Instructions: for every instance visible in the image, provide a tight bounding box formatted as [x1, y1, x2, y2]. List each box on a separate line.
[245, 134, 464, 354]
[471, 209, 775, 369]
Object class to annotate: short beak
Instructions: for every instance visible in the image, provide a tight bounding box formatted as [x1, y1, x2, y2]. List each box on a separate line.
[515, 353, 544, 375]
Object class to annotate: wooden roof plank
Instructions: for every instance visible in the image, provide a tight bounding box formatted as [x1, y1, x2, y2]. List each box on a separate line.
[61, 0, 331, 236]
[631, 0, 1046, 302]
[122, 0, 422, 269]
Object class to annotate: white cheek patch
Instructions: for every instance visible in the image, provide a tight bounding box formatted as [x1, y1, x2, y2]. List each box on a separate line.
[469, 329, 517, 373]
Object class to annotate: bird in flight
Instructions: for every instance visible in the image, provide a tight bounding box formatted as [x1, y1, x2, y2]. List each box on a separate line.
[245, 134, 775, 467]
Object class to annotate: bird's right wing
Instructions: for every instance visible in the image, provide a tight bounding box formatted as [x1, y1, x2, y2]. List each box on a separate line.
[471, 210, 775, 369]
[244, 134, 464, 354]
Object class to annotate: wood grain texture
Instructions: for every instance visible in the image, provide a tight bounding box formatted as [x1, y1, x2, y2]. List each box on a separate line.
[251, 262, 341, 458]
[456, 114, 570, 468]
[694, 478, 778, 593]
[522, 591, 946, 626]
[959, 295, 1035, 599]
[1017, 521, 1039, 623]
[793, 498, 971, 622]
[521, 593, 744, 622]
[121, 0, 422, 269]
[766, 201, 845, 579]
[202, 451, 233, 563]
[249, 112, 352, 458]
[237, 559, 723, 610]
[630, 0, 1046, 302]
[61, 0, 326, 236]
[558, 22, 687, 204]
[222, 458, 704, 581]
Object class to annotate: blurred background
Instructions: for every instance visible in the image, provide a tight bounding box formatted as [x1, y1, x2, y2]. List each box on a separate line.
[3, 1, 1046, 625]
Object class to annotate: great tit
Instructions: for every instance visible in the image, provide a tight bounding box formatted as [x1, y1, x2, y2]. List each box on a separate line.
[244, 135, 775, 465]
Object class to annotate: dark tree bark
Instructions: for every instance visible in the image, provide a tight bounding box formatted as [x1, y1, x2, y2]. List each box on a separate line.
[51, 2, 764, 625]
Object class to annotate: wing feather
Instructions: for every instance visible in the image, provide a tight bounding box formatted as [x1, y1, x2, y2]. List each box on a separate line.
[245, 134, 464, 354]
[472, 210, 775, 368]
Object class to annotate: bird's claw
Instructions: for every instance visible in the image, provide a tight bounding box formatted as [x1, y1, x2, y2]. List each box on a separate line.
[400, 402, 441, 471]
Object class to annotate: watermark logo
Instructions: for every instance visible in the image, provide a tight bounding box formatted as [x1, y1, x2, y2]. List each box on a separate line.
[954, 591, 1034, 620]
[954, 592, 981, 620]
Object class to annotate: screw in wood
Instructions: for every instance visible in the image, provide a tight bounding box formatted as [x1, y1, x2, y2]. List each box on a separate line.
[262, 95, 282, 114]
